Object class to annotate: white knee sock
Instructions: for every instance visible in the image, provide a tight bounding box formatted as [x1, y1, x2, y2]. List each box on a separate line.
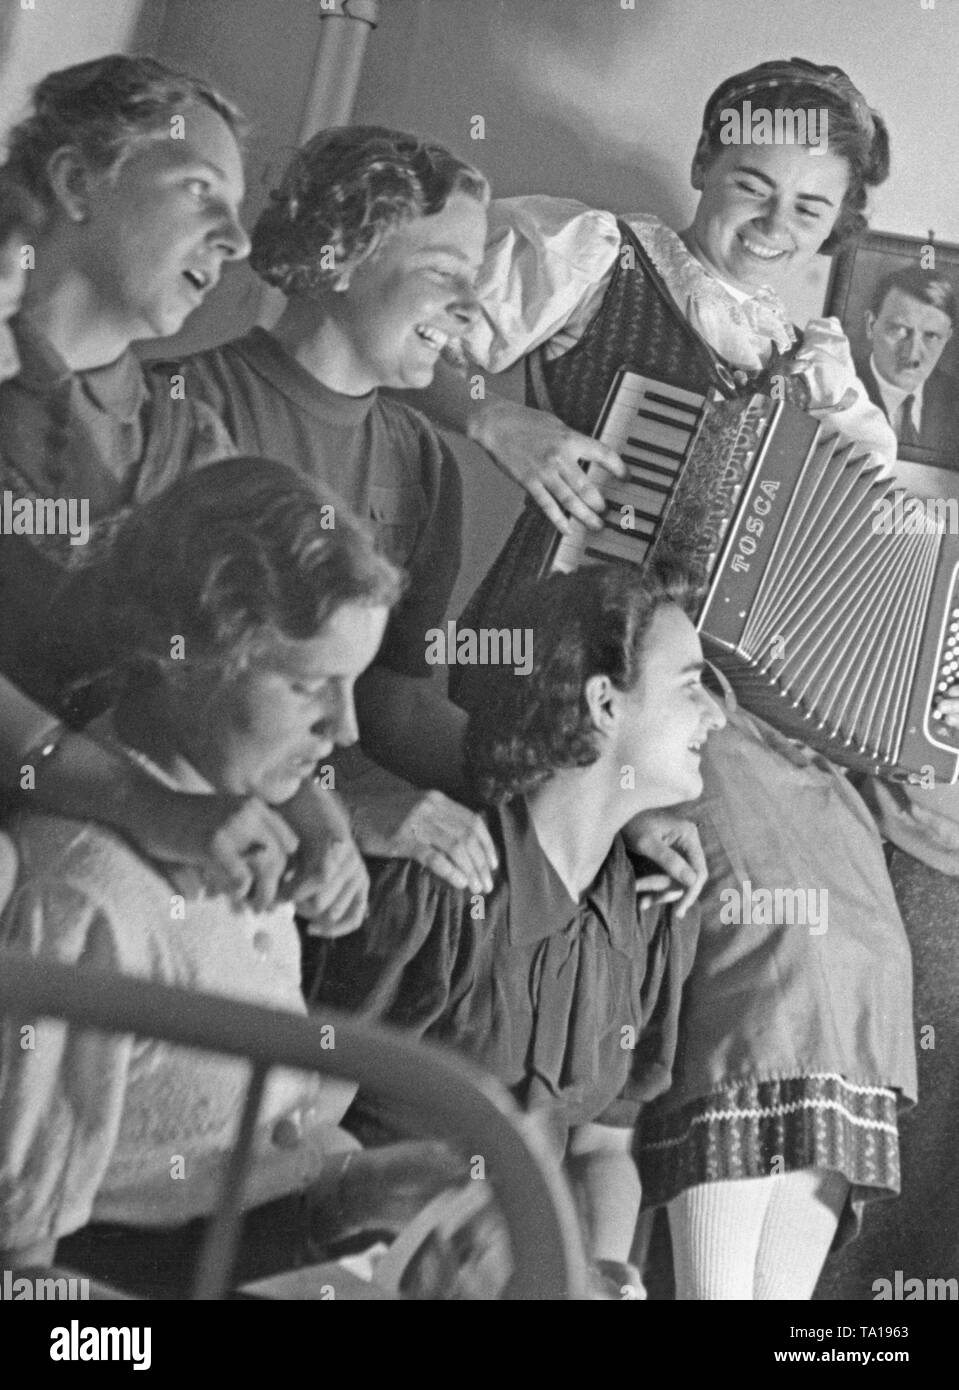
[668, 1170, 847, 1300]
[753, 1168, 848, 1300]
[669, 1176, 773, 1299]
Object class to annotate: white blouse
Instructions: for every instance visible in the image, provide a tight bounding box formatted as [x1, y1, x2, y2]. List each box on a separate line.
[466, 196, 896, 471]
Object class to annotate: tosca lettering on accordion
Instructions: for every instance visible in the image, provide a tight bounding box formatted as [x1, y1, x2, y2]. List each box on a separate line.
[548, 370, 959, 784]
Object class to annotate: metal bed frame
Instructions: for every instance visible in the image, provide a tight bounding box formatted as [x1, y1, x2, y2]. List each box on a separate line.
[0, 955, 589, 1300]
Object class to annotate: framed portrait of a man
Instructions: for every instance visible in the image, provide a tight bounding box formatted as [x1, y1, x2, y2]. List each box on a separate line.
[826, 232, 959, 472]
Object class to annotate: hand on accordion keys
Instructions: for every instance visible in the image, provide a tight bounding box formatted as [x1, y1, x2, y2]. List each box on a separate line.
[783, 316, 860, 415]
[468, 394, 627, 534]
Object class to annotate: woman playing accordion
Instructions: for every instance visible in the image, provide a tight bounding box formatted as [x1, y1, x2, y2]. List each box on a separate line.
[425, 58, 916, 1300]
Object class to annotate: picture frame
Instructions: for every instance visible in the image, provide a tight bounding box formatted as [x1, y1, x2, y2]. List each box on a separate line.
[824, 230, 959, 471]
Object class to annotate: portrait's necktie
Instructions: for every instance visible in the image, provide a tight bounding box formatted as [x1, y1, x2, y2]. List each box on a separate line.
[899, 394, 920, 446]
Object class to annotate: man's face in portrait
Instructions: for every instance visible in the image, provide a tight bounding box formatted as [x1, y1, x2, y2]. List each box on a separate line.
[865, 287, 954, 392]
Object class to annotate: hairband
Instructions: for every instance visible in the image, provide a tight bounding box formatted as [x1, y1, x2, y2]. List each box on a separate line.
[704, 58, 876, 142]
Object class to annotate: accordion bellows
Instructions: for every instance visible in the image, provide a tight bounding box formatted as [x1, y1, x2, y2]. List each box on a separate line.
[551, 372, 959, 784]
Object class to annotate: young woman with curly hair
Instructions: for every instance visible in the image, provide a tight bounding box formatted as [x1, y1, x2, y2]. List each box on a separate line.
[177, 125, 507, 901]
[311, 560, 726, 1294]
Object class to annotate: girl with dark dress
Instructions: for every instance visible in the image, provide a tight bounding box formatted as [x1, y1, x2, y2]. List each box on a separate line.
[313, 560, 726, 1293]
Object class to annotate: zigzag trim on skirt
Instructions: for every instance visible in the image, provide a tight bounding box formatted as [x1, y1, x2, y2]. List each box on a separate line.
[638, 1073, 901, 1211]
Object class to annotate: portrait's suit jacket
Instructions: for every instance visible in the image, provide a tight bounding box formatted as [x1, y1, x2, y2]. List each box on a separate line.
[855, 355, 959, 461]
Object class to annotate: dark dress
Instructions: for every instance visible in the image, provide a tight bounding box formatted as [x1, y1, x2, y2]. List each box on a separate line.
[312, 797, 697, 1142]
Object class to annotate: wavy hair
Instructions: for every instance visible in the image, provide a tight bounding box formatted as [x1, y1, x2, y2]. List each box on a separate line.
[3, 53, 243, 213]
[464, 558, 696, 804]
[98, 457, 404, 694]
[250, 125, 489, 296]
[697, 58, 890, 252]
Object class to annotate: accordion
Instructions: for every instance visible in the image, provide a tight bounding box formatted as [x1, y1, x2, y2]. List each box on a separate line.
[543, 371, 959, 785]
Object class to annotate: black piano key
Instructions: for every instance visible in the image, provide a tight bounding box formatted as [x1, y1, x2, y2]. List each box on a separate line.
[625, 436, 686, 465]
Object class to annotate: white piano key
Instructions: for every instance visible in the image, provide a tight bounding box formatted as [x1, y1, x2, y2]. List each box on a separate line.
[624, 414, 692, 457]
[625, 374, 706, 409]
[621, 451, 684, 481]
[584, 530, 652, 565]
[602, 481, 669, 516]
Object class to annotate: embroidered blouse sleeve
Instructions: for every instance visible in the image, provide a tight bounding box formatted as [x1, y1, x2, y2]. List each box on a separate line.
[466, 197, 623, 373]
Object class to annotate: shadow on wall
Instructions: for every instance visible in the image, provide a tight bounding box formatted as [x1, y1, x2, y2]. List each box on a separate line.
[350, 0, 685, 222]
[486, 1, 684, 217]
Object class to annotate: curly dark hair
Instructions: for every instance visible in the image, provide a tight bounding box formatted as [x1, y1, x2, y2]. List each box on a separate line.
[250, 125, 489, 296]
[464, 558, 696, 804]
[99, 457, 404, 693]
[2, 53, 244, 214]
[696, 58, 890, 253]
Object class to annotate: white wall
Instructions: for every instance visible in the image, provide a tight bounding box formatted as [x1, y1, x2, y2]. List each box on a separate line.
[0, 0, 148, 142]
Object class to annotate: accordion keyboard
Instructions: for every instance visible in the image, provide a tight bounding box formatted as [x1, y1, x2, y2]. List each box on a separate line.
[550, 373, 707, 573]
